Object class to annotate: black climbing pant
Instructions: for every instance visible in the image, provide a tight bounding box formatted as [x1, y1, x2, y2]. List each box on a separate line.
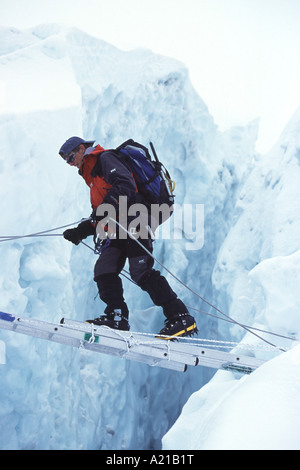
[94, 238, 187, 319]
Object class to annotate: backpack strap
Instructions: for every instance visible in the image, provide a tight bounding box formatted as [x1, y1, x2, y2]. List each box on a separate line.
[116, 139, 153, 161]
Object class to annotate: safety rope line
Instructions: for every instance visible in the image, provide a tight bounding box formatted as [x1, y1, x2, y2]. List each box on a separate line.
[79, 241, 294, 347]
[92, 321, 287, 352]
[0, 219, 295, 351]
[110, 218, 288, 352]
[186, 305, 298, 343]
[117, 269, 298, 344]
[0, 234, 63, 239]
[104, 326, 286, 353]
[0, 218, 91, 243]
[57, 317, 286, 353]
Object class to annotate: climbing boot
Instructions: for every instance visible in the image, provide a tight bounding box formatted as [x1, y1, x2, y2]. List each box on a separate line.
[86, 309, 130, 331]
[156, 313, 198, 340]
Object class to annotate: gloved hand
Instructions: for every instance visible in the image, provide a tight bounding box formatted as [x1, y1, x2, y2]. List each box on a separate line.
[63, 220, 95, 245]
[63, 228, 82, 245]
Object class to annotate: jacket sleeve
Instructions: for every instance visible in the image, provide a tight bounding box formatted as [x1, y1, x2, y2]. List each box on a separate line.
[96, 151, 137, 212]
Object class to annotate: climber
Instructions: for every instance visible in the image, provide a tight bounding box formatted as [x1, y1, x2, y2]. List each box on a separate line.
[59, 136, 198, 339]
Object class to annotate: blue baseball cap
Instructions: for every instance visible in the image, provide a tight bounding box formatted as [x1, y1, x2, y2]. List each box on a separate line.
[59, 136, 95, 158]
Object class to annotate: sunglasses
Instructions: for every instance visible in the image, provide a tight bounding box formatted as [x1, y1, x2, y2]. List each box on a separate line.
[60, 150, 77, 164]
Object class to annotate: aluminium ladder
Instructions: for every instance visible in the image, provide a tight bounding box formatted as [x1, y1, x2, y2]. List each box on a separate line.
[0, 311, 266, 374]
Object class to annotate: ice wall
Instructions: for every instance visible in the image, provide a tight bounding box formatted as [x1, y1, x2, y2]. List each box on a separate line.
[0, 340, 5, 364]
[212, 106, 300, 341]
[163, 107, 300, 449]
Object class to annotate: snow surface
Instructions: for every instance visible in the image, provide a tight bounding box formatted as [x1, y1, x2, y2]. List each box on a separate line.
[163, 343, 300, 450]
[0, 24, 299, 450]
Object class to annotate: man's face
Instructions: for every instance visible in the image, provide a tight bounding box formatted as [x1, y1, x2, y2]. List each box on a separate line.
[68, 144, 86, 169]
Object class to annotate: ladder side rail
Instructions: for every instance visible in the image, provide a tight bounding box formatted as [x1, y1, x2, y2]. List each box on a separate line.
[0, 317, 187, 372]
[0, 315, 266, 373]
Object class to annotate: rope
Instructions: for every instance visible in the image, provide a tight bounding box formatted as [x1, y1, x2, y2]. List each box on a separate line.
[0, 218, 294, 351]
[60, 318, 286, 353]
[186, 305, 299, 343]
[80, 231, 296, 349]
[118, 270, 298, 343]
[0, 218, 91, 243]
[109, 218, 287, 352]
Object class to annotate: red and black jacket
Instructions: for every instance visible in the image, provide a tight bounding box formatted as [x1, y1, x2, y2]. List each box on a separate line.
[77, 145, 139, 237]
[79, 145, 138, 211]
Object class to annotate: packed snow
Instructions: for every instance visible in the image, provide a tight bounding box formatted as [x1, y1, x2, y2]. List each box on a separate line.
[163, 343, 300, 450]
[0, 24, 299, 450]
